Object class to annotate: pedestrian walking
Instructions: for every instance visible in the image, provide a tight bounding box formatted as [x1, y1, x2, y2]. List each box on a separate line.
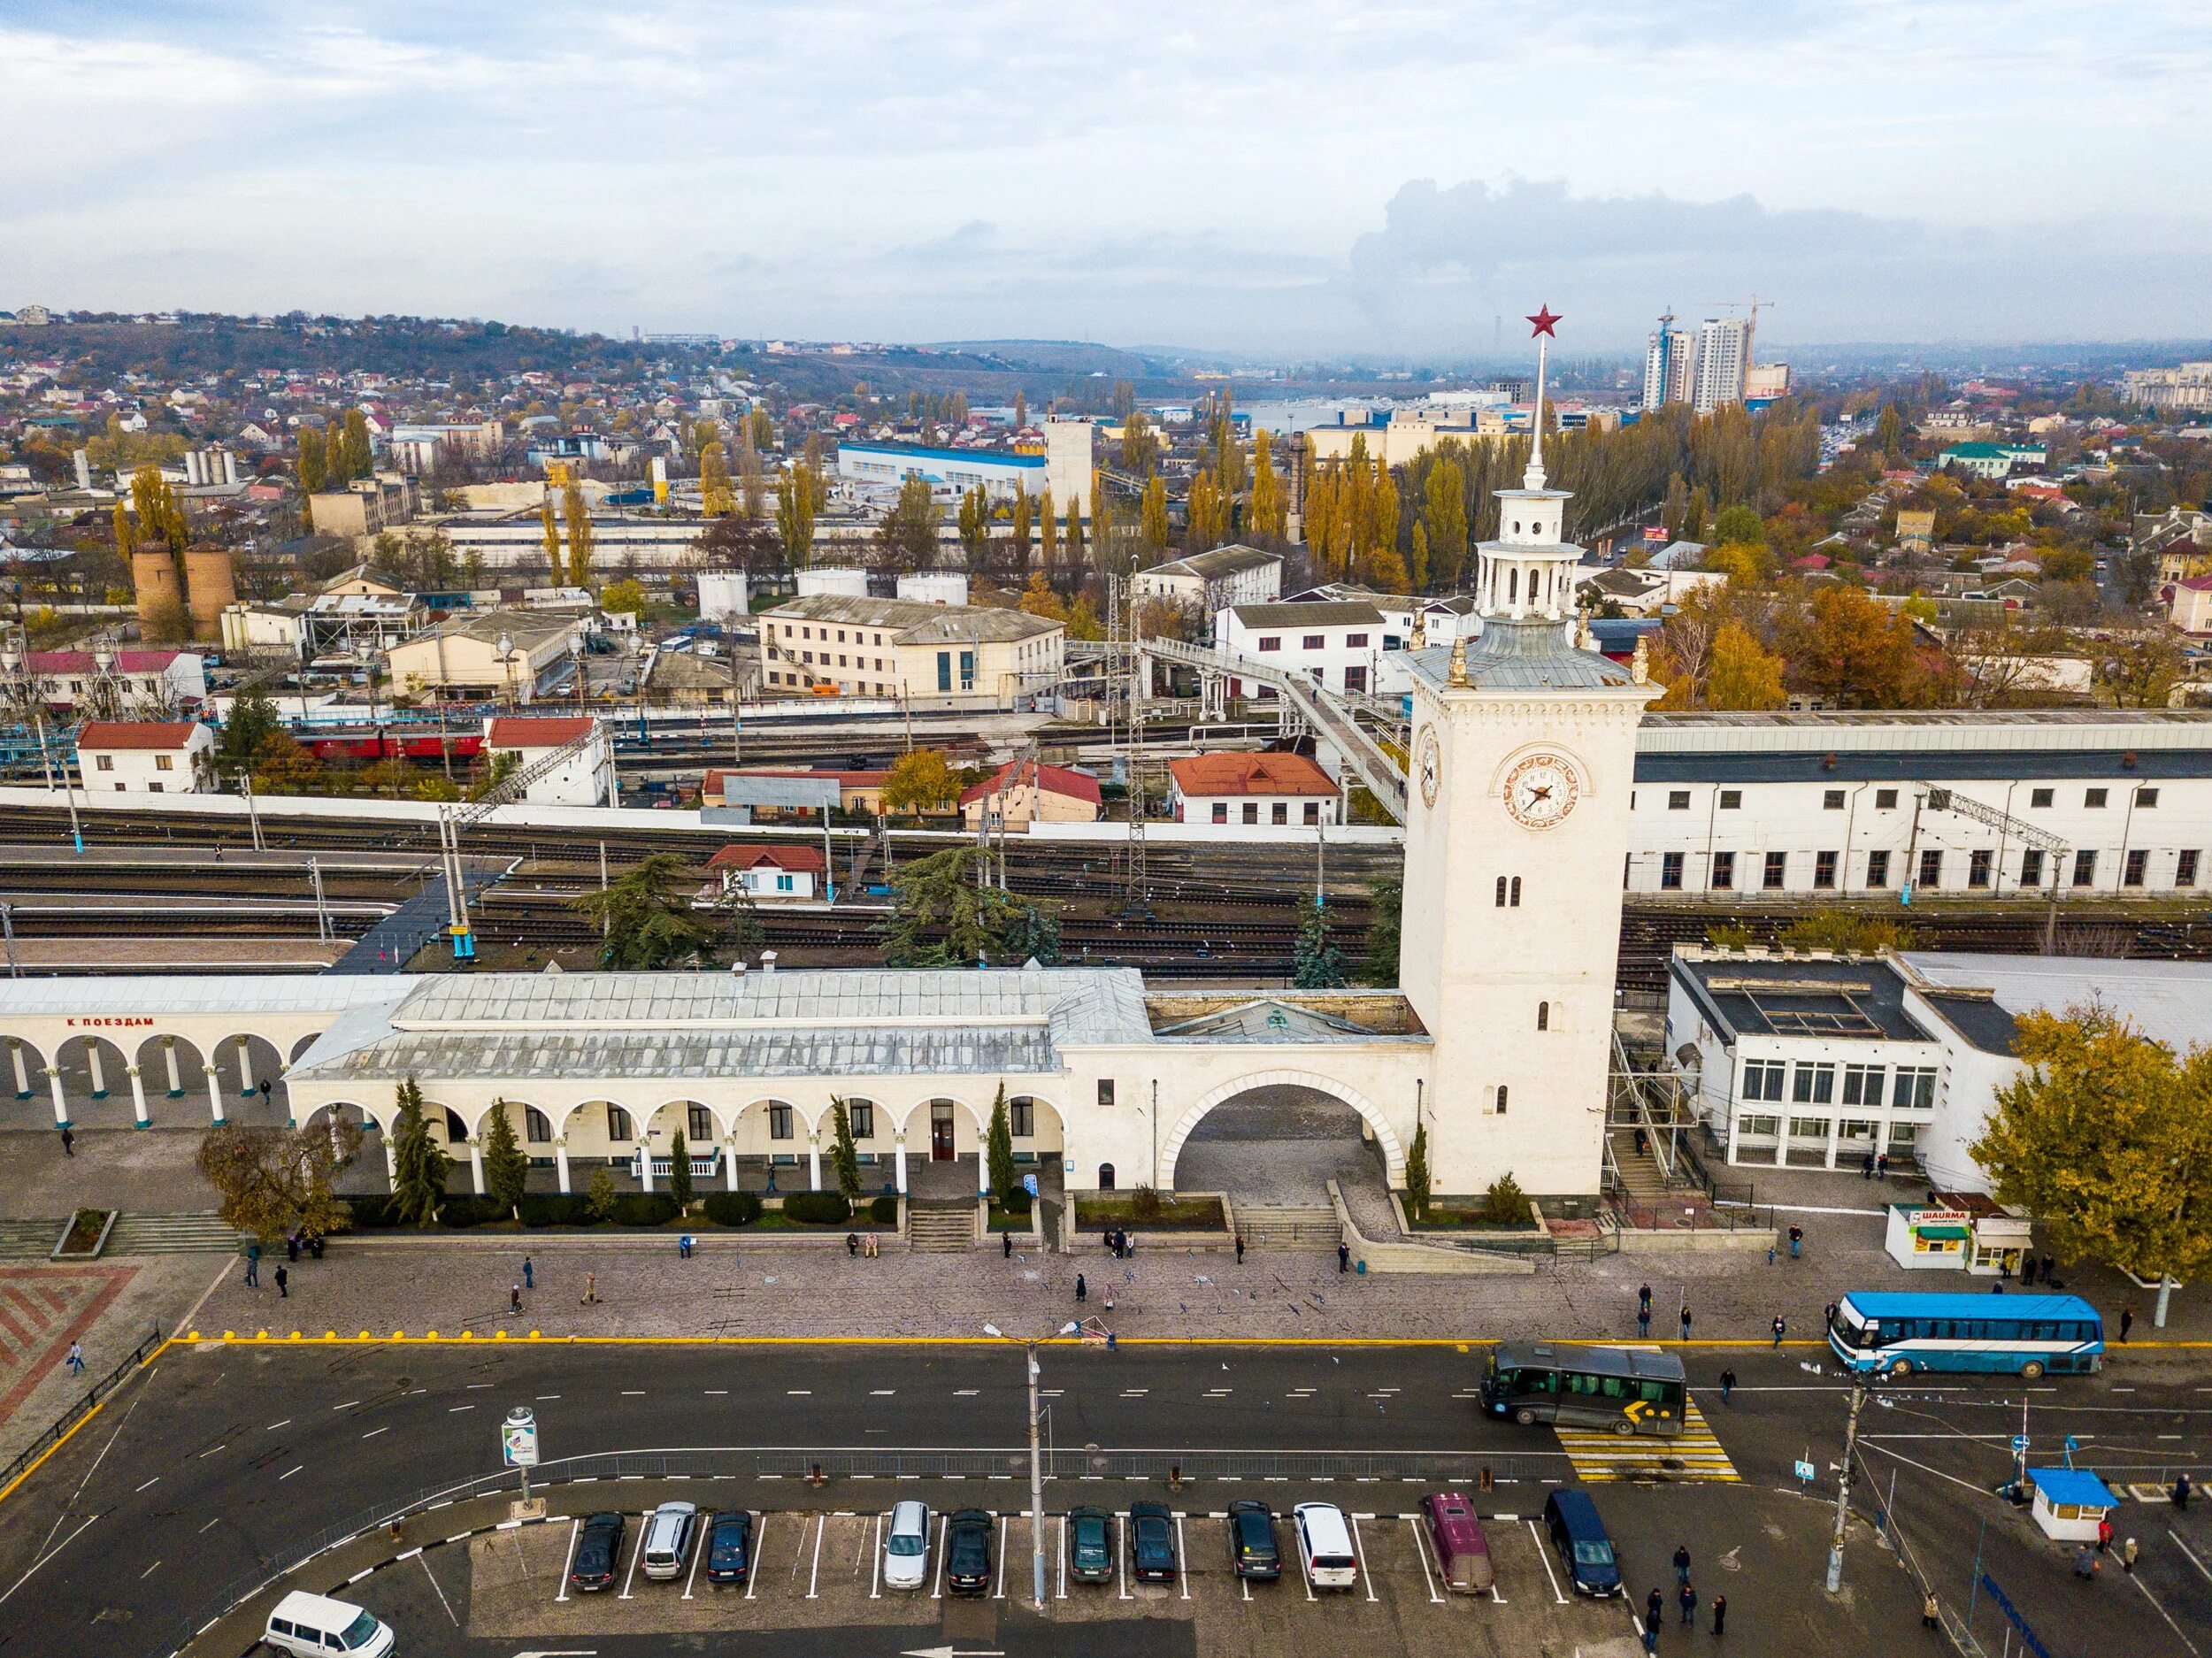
[1711, 1593, 1726, 1637]
[1672, 1544, 1691, 1584]
[288, 1231, 301, 1263]
[581, 1271, 600, 1304]
[2021, 1255, 2037, 1286]
[1638, 1308, 1652, 1339]
[1998, 1252, 2011, 1280]
[274, 1264, 288, 1299]
[59, 1125, 73, 1158]
[1876, 1151, 1889, 1180]
[1639, 1284, 1653, 1314]
[1771, 1315, 1786, 1348]
[259, 1078, 273, 1112]
[1235, 1235, 1245, 1265]
[2119, 1307, 2133, 1343]
[65, 1341, 85, 1376]
[309, 1232, 324, 1260]
[1922, 1591, 1941, 1629]
[522, 1255, 534, 1290]
[1075, 1273, 1087, 1303]
[2073, 1545, 2097, 1579]
[1002, 1230, 1013, 1259]
[509, 1283, 521, 1316]
[243, 1244, 259, 1289]
[1767, 1243, 1776, 1266]
[2097, 1516, 2112, 1553]
[2122, 1538, 2139, 1574]
[2040, 1253, 2055, 1285]
[1647, 1587, 1664, 1629]
[1824, 1301, 1838, 1330]
[2174, 1471, 2192, 1509]
[1338, 1241, 1351, 1274]
[1102, 1286, 1115, 1313]
[1788, 1224, 1804, 1259]
[1679, 1582, 1697, 1624]
[1642, 1624, 1658, 1654]
[1102, 1228, 1114, 1255]
[1679, 1305, 1693, 1341]
[1861, 1150, 1875, 1179]
[1719, 1367, 1736, 1403]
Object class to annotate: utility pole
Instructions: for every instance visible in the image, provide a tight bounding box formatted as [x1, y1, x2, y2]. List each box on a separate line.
[597, 841, 611, 943]
[1, 900, 18, 978]
[1025, 1339, 1047, 1608]
[240, 771, 265, 851]
[1826, 1378, 1867, 1593]
[309, 856, 330, 943]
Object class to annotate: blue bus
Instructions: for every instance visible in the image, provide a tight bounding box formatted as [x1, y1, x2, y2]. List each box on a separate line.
[1827, 1292, 2103, 1378]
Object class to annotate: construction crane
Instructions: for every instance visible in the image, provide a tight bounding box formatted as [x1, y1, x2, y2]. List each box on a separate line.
[1913, 786, 2070, 954]
[434, 722, 601, 961]
[1698, 295, 1777, 360]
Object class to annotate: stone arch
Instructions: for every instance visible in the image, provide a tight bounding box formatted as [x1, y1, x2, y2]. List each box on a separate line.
[50, 1032, 135, 1122]
[637, 1096, 733, 1189]
[128, 1032, 238, 1123]
[4, 1034, 50, 1102]
[288, 1032, 326, 1064]
[1159, 1070, 1407, 1189]
[206, 1031, 292, 1122]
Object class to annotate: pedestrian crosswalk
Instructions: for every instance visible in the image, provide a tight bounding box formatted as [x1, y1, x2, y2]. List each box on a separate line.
[1555, 1398, 1740, 1483]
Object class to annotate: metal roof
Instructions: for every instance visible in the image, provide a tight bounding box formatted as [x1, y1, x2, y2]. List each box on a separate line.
[0, 974, 425, 1021]
[1404, 619, 1636, 693]
[1632, 751, 2212, 785]
[1905, 953, 2212, 1056]
[1671, 954, 1934, 1045]
[1638, 710, 2212, 754]
[765, 594, 1058, 644]
[1228, 601, 1384, 629]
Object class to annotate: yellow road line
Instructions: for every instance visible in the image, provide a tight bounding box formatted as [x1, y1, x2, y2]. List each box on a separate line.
[0, 1337, 177, 1508]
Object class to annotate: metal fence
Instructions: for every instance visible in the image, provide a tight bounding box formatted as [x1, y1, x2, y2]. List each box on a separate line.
[0, 1324, 164, 1494]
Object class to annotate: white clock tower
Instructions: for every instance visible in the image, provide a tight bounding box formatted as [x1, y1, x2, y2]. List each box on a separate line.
[1399, 308, 1659, 1200]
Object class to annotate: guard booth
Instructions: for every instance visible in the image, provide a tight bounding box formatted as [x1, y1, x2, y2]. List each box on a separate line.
[1885, 1203, 1970, 1270]
[1969, 1214, 2033, 1277]
[2027, 1468, 2116, 1542]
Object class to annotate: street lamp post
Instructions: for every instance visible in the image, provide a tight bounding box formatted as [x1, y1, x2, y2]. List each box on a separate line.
[1825, 1375, 1869, 1593]
[569, 632, 587, 718]
[984, 1320, 1079, 1609]
[496, 632, 517, 712]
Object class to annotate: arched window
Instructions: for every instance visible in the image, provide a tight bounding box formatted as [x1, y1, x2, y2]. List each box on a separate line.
[687, 1103, 713, 1142]
[1536, 1002, 1549, 1032]
[1509, 567, 1519, 603]
[1098, 1163, 1117, 1190]
[1495, 876, 1509, 907]
[525, 1107, 551, 1143]
[606, 1104, 634, 1142]
[1494, 1086, 1509, 1115]
[1510, 877, 1523, 907]
[442, 1108, 468, 1142]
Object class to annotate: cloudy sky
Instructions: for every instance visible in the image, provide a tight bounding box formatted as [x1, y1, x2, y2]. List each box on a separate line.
[3, 1, 2208, 354]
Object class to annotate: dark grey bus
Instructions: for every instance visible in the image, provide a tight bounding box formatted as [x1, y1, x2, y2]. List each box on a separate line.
[1480, 1342, 1687, 1438]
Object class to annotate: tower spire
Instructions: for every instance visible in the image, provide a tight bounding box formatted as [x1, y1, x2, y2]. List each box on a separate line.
[1523, 303, 1560, 491]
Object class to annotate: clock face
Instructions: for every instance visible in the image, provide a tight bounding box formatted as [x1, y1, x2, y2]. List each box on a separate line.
[1503, 752, 1580, 829]
[1416, 727, 1440, 809]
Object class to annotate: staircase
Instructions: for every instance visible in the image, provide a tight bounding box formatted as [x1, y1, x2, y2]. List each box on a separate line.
[0, 1219, 62, 1261]
[1606, 1131, 1674, 1204]
[104, 1213, 244, 1255]
[1233, 1207, 1341, 1249]
[905, 1201, 977, 1254]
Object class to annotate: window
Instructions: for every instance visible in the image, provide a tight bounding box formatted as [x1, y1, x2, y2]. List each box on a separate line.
[1271, 802, 1287, 825]
[1098, 1163, 1115, 1189]
[1763, 851, 1787, 890]
[1788, 1116, 1831, 1140]
[2030, 787, 2054, 808]
[1661, 852, 1684, 890]
[688, 1104, 713, 1142]
[2136, 787, 2159, 808]
[776, 874, 794, 893]
[1302, 633, 1325, 649]
[1969, 848, 1993, 888]
[1494, 1085, 1509, 1114]
[1009, 1099, 1033, 1138]
[1242, 802, 1258, 824]
[96, 754, 113, 771]
[1887, 1120, 1920, 1146]
[1793, 1063, 1837, 1105]
[1510, 876, 1522, 906]
[1668, 790, 1691, 810]
[1741, 1060, 1786, 1101]
[1866, 849, 1891, 888]
[1814, 850, 1839, 889]
[154, 754, 173, 771]
[1302, 802, 1321, 825]
[1824, 788, 1845, 810]
[1343, 664, 1367, 694]
[1841, 1064, 1886, 1107]
[148, 782, 163, 793]
[2124, 848, 2148, 887]
[958, 649, 974, 690]
[2071, 849, 2098, 887]
[1710, 851, 1735, 890]
[768, 1103, 793, 1140]
[1918, 848, 1942, 889]
[849, 1101, 875, 1140]
[1875, 788, 1898, 810]
[1210, 802, 1228, 824]
[1256, 636, 1280, 652]
[1345, 633, 1369, 648]
[2020, 848, 2045, 887]
[2085, 787, 2108, 809]
[525, 1107, 551, 1143]
[1536, 1002, 1549, 1031]
[1496, 876, 1509, 906]
[1893, 1068, 1937, 1109]
[1719, 789, 1742, 810]
[2179, 849, 2200, 887]
[936, 650, 952, 692]
[607, 1104, 634, 1142]
[1739, 1113, 1781, 1139]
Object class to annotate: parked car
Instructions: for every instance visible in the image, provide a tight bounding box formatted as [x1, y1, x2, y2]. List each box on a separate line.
[1226, 1500, 1280, 1580]
[1129, 1501, 1178, 1584]
[945, 1508, 993, 1595]
[1543, 1489, 1620, 1597]
[262, 1591, 393, 1658]
[1421, 1491, 1494, 1593]
[568, 1512, 627, 1593]
[640, 1501, 698, 1580]
[1294, 1502, 1358, 1591]
[1068, 1506, 1115, 1583]
[704, 1509, 753, 1585]
[883, 1500, 931, 1591]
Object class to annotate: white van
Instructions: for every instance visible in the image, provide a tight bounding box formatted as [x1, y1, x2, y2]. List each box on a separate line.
[1294, 1502, 1359, 1591]
[639, 1501, 698, 1580]
[262, 1590, 395, 1656]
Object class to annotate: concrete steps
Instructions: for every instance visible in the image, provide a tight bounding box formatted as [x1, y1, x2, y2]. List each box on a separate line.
[905, 1202, 977, 1253]
[0, 1218, 62, 1261]
[1606, 1132, 1675, 1201]
[105, 1212, 244, 1255]
[1234, 1207, 1340, 1249]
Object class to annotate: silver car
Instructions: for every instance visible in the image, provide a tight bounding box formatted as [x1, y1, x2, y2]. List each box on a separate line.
[640, 1501, 698, 1580]
[883, 1499, 931, 1590]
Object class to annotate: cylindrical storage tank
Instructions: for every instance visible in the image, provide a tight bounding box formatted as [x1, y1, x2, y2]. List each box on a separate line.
[182, 543, 237, 638]
[896, 572, 968, 606]
[796, 566, 869, 598]
[132, 546, 180, 630]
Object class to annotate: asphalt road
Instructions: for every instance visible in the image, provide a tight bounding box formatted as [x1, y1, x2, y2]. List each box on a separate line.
[0, 1341, 2202, 1658]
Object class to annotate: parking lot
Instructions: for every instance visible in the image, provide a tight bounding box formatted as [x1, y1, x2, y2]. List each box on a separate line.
[450, 1495, 1642, 1652]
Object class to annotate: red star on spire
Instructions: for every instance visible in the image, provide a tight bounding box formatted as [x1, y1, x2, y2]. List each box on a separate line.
[1526, 304, 1562, 338]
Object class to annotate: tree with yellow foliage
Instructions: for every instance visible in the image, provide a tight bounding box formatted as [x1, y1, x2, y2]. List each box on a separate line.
[1650, 587, 1787, 711]
[1186, 471, 1225, 554]
[1140, 474, 1169, 549]
[1248, 429, 1286, 541]
[1017, 571, 1067, 622]
[699, 441, 735, 518]
[540, 500, 561, 574]
[1038, 487, 1057, 567]
[1010, 485, 1033, 571]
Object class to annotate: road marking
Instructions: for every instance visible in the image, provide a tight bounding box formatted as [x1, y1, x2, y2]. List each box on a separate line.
[872, 1389, 895, 1396]
[683, 1521, 706, 1600]
[265, 1418, 291, 1431]
[1118, 1511, 1130, 1600]
[1555, 1398, 1739, 1483]
[536, 1393, 561, 1401]
[1858, 1441, 1996, 1496]
[1527, 1519, 1567, 1604]
[788, 1389, 811, 1396]
[1176, 1512, 1192, 1600]
[449, 1405, 473, 1413]
[362, 1426, 390, 1439]
[2128, 1561, 2202, 1656]
[1056, 1515, 1067, 1600]
[1407, 1516, 1444, 1603]
[618, 1513, 647, 1600]
[1349, 1515, 1378, 1602]
[621, 1390, 646, 1396]
[332, 1400, 359, 1410]
[933, 1514, 948, 1599]
[745, 1516, 764, 1600]
[418, 1552, 460, 1627]
[1121, 1389, 1148, 1397]
[466, 1382, 491, 1389]
[995, 1516, 1009, 1599]
[872, 1512, 883, 1598]
[705, 1388, 727, 1395]
[956, 1389, 979, 1397]
[805, 1513, 826, 1599]
[2172, 1532, 2212, 1589]
[555, 1517, 580, 1602]
[279, 1465, 303, 1481]
[138, 1560, 160, 1580]
[134, 1476, 159, 1493]
[198, 1517, 221, 1534]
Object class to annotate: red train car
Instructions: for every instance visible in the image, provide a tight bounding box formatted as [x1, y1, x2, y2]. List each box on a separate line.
[300, 726, 486, 763]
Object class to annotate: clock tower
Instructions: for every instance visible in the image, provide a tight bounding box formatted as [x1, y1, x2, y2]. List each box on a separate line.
[1399, 308, 1660, 1200]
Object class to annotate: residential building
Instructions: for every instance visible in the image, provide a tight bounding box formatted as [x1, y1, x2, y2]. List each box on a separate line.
[757, 594, 1064, 706]
[704, 843, 825, 902]
[1691, 317, 1751, 414]
[2122, 362, 2212, 413]
[1167, 751, 1340, 829]
[387, 420, 503, 472]
[837, 418, 1094, 516]
[2167, 576, 2212, 635]
[1743, 363, 1792, 403]
[1213, 600, 1395, 696]
[18, 647, 207, 714]
[306, 474, 414, 541]
[433, 507, 704, 572]
[958, 759, 1103, 831]
[1895, 509, 1937, 552]
[73, 720, 216, 794]
[387, 611, 584, 704]
[482, 714, 617, 807]
[1129, 545, 1283, 618]
[1939, 442, 2046, 480]
[1641, 324, 1696, 410]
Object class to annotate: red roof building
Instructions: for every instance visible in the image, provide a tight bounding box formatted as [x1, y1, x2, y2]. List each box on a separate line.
[706, 843, 827, 874]
[485, 715, 597, 748]
[958, 759, 1102, 830]
[75, 720, 204, 750]
[1168, 751, 1340, 831]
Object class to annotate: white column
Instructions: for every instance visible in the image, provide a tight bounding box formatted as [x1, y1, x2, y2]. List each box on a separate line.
[893, 1134, 908, 1194]
[554, 1137, 572, 1194]
[204, 1064, 226, 1126]
[45, 1067, 69, 1128]
[10, 1041, 29, 1100]
[807, 1132, 822, 1193]
[235, 1039, 255, 1099]
[384, 1135, 399, 1187]
[639, 1135, 655, 1192]
[1824, 1116, 1840, 1171]
[163, 1040, 183, 1098]
[127, 1064, 150, 1128]
[977, 1141, 990, 1195]
[87, 1045, 107, 1099]
[467, 1137, 486, 1194]
[724, 1137, 739, 1192]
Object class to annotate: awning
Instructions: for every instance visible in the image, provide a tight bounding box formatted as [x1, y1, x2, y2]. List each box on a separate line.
[1915, 1225, 1970, 1240]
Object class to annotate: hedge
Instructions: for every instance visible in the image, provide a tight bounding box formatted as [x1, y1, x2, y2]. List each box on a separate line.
[611, 1193, 682, 1228]
[867, 1194, 899, 1225]
[437, 1195, 509, 1229]
[703, 1192, 764, 1227]
[344, 1194, 400, 1228]
[782, 1192, 853, 1225]
[1000, 1187, 1033, 1216]
[518, 1194, 596, 1228]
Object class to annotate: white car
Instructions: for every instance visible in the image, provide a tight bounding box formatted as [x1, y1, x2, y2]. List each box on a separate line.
[883, 1500, 931, 1590]
[640, 1501, 699, 1580]
[262, 1590, 395, 1656]
[1294, 1501, 1359, 1591]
